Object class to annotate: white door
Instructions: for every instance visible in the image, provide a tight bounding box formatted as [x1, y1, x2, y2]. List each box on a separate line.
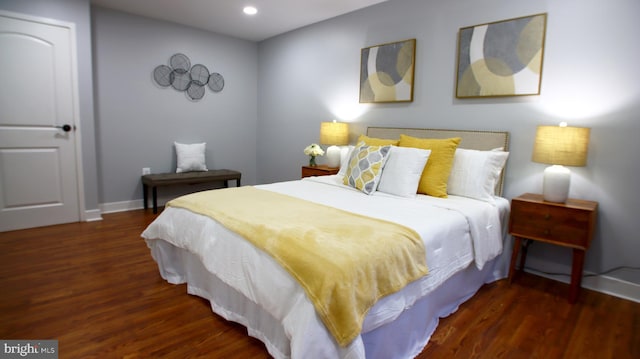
[0, 12, 82, 232]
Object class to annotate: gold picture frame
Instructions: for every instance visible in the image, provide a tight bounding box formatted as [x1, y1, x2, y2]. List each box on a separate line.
[455, 13, 547, 98]
[360, 39, 416, 103]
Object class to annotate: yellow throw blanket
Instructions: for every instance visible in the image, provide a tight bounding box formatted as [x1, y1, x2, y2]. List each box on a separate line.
[167, 186, 428, 346]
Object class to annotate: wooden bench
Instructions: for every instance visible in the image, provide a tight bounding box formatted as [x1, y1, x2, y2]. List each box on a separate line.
[141, 169, 241, 213]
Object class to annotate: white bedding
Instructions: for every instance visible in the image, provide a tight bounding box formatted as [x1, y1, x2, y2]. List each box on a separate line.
[142, 175, 510, 358]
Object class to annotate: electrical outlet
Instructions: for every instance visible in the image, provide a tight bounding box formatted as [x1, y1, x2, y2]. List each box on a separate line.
[142, 167, 151, 175]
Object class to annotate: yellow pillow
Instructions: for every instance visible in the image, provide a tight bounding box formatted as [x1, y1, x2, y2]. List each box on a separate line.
[357, 134, 399, 146]
[398, 135, 461, 197]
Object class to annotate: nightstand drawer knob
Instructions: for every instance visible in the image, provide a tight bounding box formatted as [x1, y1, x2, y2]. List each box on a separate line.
[544, 213, 551, 220]
[544, 229, 550, 235]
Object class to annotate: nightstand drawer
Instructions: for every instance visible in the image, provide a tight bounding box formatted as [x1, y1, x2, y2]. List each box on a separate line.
[510, 200, 591, 248]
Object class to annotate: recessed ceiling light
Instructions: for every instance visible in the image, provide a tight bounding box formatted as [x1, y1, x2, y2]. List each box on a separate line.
[243, 6, 258, 15]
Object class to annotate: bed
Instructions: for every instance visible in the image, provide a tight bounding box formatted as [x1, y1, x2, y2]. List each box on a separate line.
[141, 127, 511, 359]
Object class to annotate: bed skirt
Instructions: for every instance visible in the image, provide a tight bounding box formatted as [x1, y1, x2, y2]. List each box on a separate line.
[148, 238, 509, 359]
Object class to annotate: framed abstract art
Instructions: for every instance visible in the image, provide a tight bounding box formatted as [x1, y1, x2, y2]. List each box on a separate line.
[455, 13, 547, 98]
[360, 39, 416, 103]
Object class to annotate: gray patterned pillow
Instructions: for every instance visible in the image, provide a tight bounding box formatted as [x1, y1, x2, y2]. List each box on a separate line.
[343, 144, 391, 194]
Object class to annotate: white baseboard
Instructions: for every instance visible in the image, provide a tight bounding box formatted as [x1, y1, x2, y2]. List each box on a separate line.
[100, 194, 180, 214]
[100, 199, 145, 214]
[583, 274, 640, 303]
[525, 267, 640, 303]
[84, 209, 103, 222]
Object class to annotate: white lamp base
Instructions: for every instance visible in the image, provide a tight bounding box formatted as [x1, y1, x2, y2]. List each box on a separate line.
[543, 165, 571, 203]
[326, 145, 341, 168]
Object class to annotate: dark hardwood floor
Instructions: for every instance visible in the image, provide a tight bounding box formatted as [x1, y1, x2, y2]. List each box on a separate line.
[1, 209, 638, 358]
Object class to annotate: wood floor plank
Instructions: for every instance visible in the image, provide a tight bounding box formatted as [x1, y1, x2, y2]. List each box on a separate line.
[1, 209, 638, 358]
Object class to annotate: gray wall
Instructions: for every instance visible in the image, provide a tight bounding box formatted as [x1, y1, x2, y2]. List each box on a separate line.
[257, 0, 640, 282]
[0, 0, 100, 212]
[91, 8, 258, 203]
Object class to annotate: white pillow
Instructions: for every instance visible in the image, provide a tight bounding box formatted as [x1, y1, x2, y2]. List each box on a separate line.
[337, 145, 355, 177]
[174, 142, 208, 173]
[447, 148, 509, 203]
[377, 146, 431, 198]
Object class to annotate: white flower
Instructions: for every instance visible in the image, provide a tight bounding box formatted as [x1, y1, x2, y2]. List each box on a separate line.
[304, 143, 325, 157]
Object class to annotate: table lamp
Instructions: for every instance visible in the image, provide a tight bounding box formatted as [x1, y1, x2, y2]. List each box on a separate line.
[320, 121, 349, 168]
[532, 122, 590, 203]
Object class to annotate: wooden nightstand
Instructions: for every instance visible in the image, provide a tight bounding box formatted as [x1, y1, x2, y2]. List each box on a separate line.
[508, 193, 598, 303]
[301, 165, 339, 178]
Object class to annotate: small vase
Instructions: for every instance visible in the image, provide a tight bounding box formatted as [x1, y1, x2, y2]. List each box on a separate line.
[309, 156, 317, 167]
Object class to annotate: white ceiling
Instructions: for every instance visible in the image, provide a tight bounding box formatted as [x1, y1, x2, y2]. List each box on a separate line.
[91, 0, 388, 42]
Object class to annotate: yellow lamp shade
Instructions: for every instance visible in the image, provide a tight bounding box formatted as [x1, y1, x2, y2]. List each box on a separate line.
[532, 125, 590, 167]
[320, 121, 349, 146]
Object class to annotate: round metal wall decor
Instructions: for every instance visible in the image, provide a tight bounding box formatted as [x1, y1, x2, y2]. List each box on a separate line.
[208, 72, 225, 92]
[153, 65, 174, 87]
[170, 53, 191, 73]
[187, 83, 206, 100]
[190, 64, 210, 86]
[152, 53, 225, 101]
[171, 71, 191, 91]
